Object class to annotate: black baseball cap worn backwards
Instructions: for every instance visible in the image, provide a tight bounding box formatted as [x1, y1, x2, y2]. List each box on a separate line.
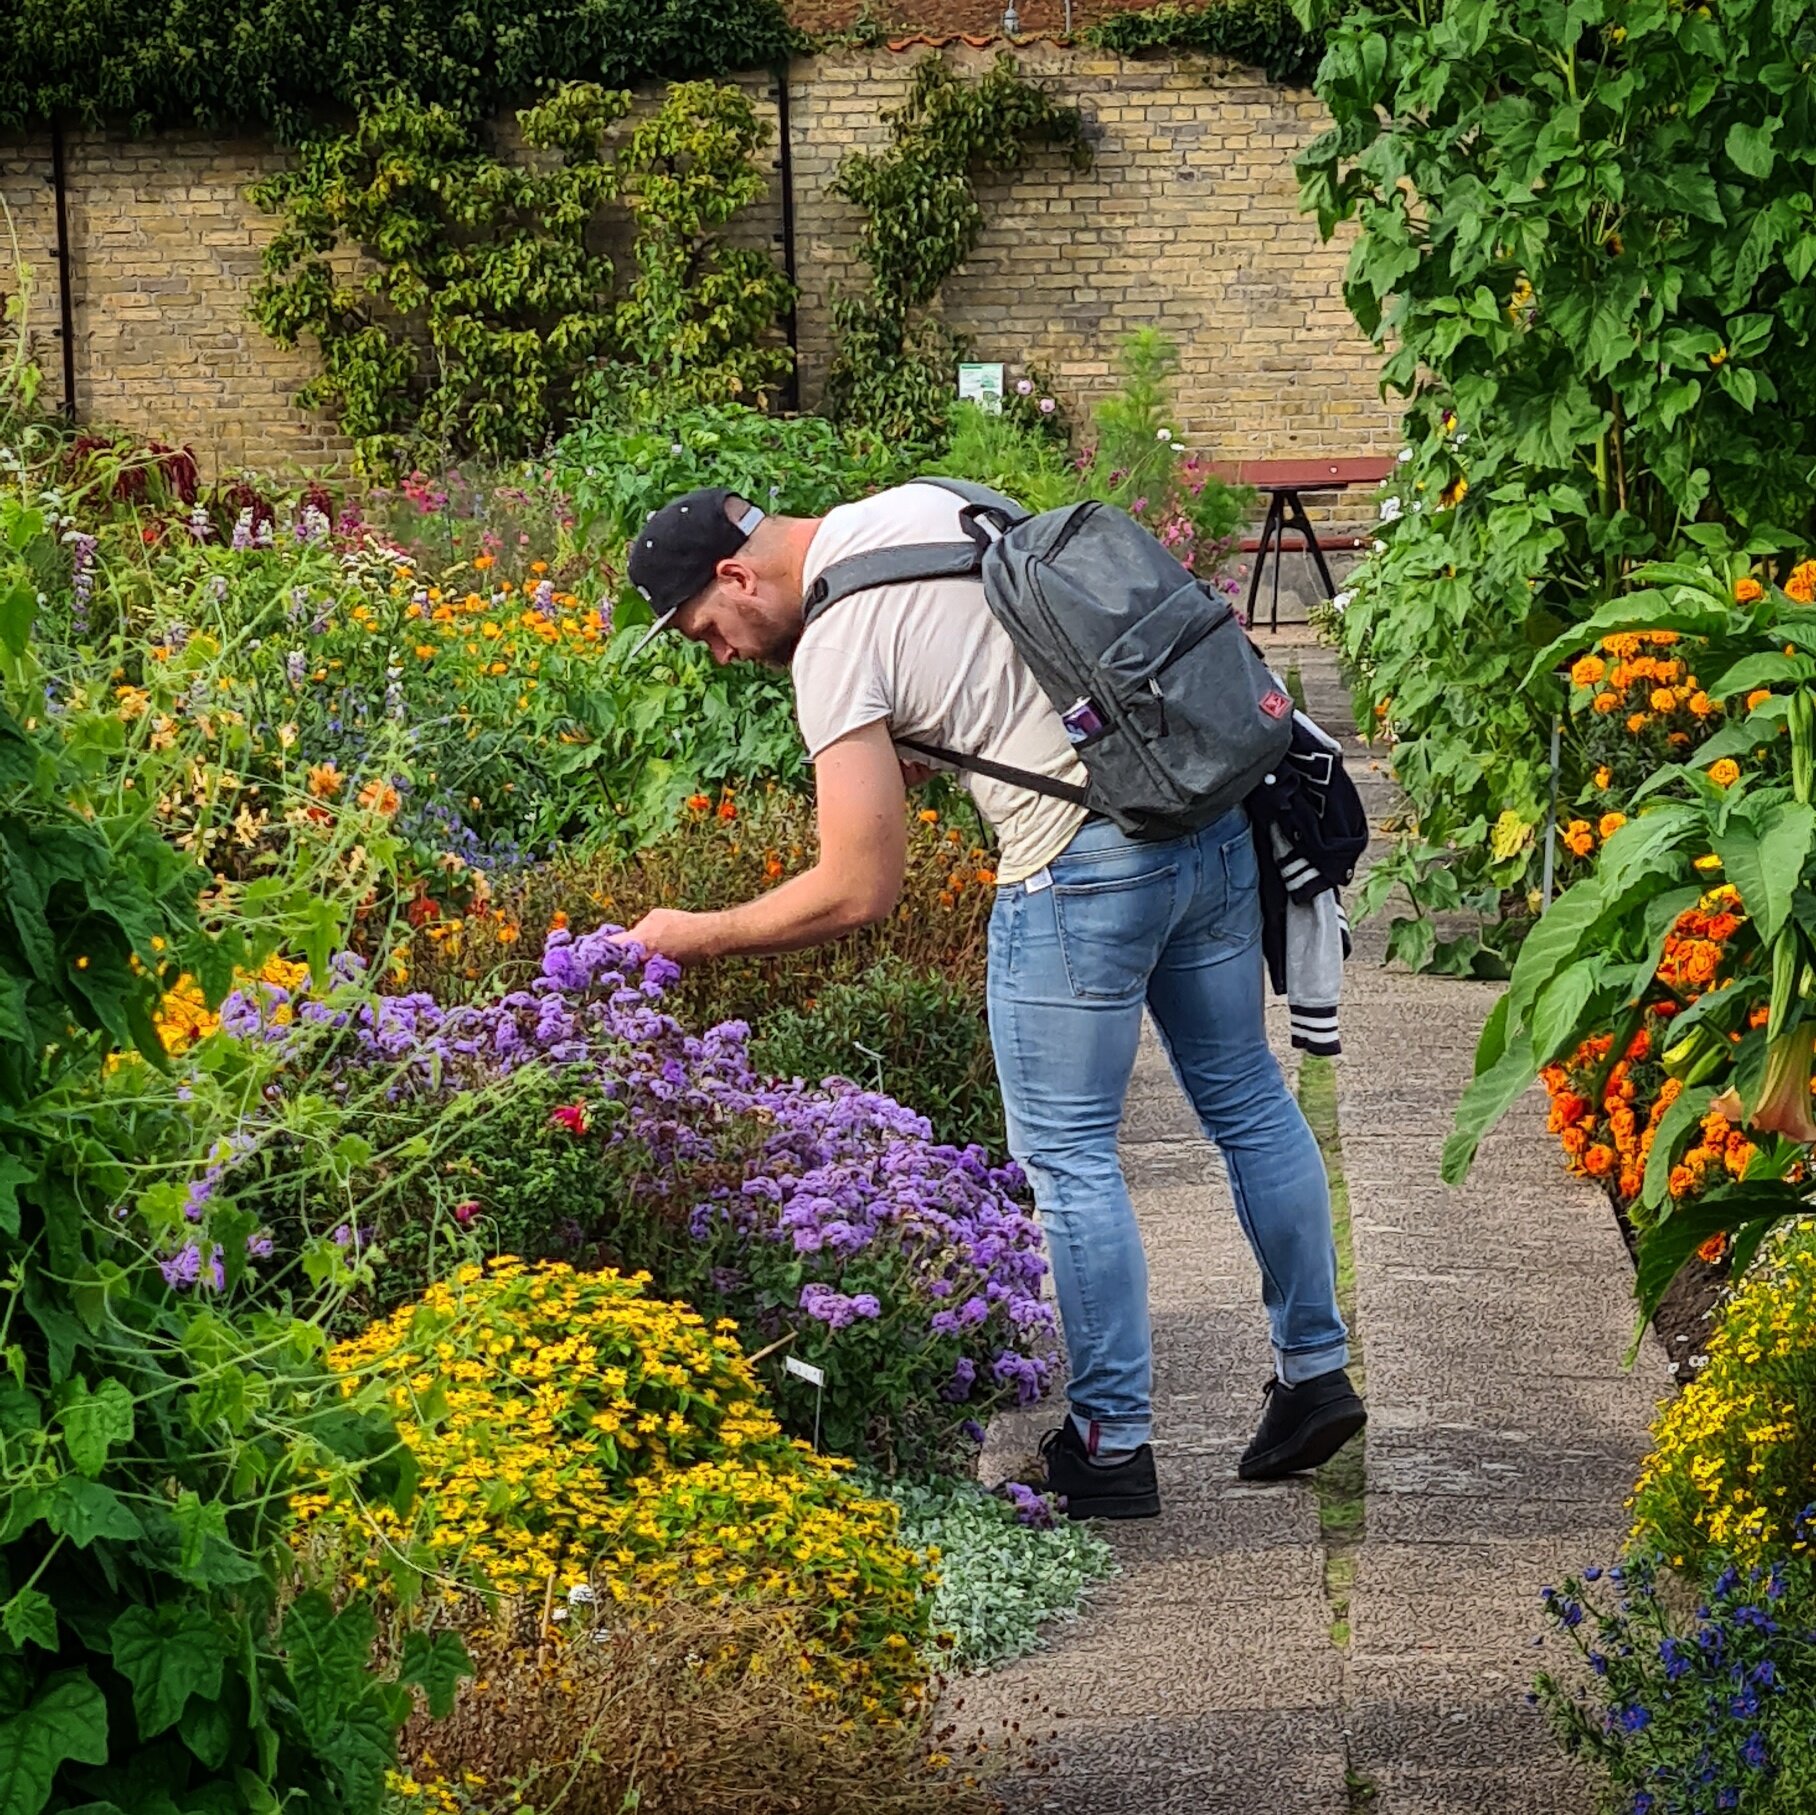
[625, 487, 766, 657]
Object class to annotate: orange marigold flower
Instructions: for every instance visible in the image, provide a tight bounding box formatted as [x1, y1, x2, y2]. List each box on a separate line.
[1786, 559, 1816, 604]
[1583, 1144, 1615, 1177]
[1571, 654, 1607, 688]
[474, 553, 495, 571]
[1599, 811, 1628, 840]
[356, 780, 400, 816]
[1708, 757, 1741, 788]
[1627, 712, 1649, 735]
[1688, 691, 1713, 717]
[1747, 688, 1773, 712]
[1594, 766, 1613, 789]
[718, 799, 738, 821]
[918, 808, 940, 825]
[548, 909, 569, 930]
[306, 762, 343, 799]
[1669, 1165, 1697, 1199]
[1649, 687, 1677, 713]
[1696, 1232, 1728, 1263]
[686, 794, 712, 813]
[1592, 692, 1621, 715]
[1735, 576, 1764, 603]
[764, 853, 784, 880]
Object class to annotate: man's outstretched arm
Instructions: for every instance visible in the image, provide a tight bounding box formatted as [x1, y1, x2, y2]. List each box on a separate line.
[624, 719, 908, 965]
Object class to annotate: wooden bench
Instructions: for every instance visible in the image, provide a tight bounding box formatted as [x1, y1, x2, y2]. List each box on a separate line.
[1207, 457, 1396, 632]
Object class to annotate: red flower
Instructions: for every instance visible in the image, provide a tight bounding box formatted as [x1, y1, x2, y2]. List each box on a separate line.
[550, 1103, 589, 1137]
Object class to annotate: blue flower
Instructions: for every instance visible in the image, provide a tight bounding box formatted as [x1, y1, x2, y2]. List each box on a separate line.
[1741, 1731, 1769, 1771]
[1616, 1704, 1652, 1734]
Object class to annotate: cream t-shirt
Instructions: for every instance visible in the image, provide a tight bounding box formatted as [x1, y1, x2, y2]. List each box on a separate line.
[792, 483, 1089, 886]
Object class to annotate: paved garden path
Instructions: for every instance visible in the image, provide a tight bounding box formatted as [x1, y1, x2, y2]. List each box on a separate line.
[966, 638, 1672, 1813]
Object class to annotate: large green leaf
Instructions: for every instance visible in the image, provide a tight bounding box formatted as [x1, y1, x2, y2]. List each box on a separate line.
[1442, 1033, 1538, 1184]
[56, 1378, 135, 1478]
[1713, 800, 1816, 944]
[46, 1478, 144, 1549]
[399, 1630, 472, 1720]
[1530, 957, 1604, 1065]
[1598, 805, 1701, 899]
[282, 1592, 377, 1743]
[0, 1671, 108, 1815]
[109, 1605, 230, 1739]
[1635, 1183, 1805, 1320]
[1641, 1084, 1716, 1210]
[1507, 874, 1603, 1032]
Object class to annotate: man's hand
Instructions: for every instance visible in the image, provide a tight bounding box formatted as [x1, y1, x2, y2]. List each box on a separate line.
[624, 907, 722, 968]
[622, 725, 908, 967]
[899, 757, 938, 790]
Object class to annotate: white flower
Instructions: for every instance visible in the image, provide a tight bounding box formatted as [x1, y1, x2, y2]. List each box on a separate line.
[1397, 447, 1413, 463]
[567, 1583, 596, 1605]
[1373, 538, 1388, 554]
[1378, 496, 1404, 523]
[1411, 499, 1424, 513]
[1156, 427, 1172, 442]
[1331, 589, 1355, 613]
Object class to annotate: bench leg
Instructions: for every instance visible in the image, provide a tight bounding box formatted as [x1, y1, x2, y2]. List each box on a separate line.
[1280, 489, 1338, 602]
[1244, 489, 1283, 629]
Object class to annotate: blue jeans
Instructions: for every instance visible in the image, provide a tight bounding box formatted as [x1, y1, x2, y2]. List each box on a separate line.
[986, 808, 1347, 1451]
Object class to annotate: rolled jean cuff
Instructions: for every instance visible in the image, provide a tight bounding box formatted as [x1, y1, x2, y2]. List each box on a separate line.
[1275, 1340, 1349, 1387]
[1069, 1409, 1151, 1454]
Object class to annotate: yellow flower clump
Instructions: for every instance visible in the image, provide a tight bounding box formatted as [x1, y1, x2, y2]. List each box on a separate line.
[139, 953, 313, 1059]
[1630, 1240, 1816, 1571]
[297, 1259, 933, 1710]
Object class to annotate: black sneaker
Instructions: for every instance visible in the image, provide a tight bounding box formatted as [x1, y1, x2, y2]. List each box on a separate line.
[1028, 1419, 1161, 1521]
[1238, 1369, 1366, 1481]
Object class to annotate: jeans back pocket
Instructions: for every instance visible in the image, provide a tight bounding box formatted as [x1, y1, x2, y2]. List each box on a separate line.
[1052, 863, 1180, 1002]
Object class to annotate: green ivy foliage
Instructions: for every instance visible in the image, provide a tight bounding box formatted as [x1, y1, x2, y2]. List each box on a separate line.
[1296, 0, 1816, 970]
[249, 82, 794, 475]
[2, 0, 794, 138]
[826, 55, 1092, 444]
[1085, 0, 1326, 86]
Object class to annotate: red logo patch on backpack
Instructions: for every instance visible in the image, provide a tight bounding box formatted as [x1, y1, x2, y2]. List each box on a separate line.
[1259, 689, 1292, 720]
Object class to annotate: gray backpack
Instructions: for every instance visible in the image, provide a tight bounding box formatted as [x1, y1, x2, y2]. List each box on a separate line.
[801, 477, 1295, 842]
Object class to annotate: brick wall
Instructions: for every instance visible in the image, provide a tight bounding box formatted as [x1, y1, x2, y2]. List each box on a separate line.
[0, 47, 1392, 483]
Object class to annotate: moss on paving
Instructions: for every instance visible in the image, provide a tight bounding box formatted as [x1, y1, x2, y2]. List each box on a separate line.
[1297, 1054, 1365, 1647]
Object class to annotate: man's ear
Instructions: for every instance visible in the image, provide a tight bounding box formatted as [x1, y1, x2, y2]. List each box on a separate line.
[714, 555, 758, 599]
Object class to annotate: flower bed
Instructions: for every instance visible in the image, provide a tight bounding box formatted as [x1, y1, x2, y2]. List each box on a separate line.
[215, 924, 1056, 1472]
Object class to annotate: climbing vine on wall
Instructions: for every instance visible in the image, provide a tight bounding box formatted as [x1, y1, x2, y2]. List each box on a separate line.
[826, 55, 1092, 445]
[248, 82, 794, 475]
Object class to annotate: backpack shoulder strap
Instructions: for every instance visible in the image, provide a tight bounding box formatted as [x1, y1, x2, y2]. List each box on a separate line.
[802, 540, 983, 627]
[800, 478, 1029, 628]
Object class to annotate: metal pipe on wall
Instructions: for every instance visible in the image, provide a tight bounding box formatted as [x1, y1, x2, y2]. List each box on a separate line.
[773, 61, 801, 415]
[49, 113, 77, 421]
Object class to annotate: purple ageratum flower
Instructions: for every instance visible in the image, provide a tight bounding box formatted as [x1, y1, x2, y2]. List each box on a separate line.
[286, 649, 307, 687]
[1002, 1480, 1056, 1529]
[231, 509, 256, 551]
[1741, 1731, 1769, 1771]
[960, 1419, 986, 1445]
[160, 1242, 203, 1289]
[799, 1283, 883, 1331]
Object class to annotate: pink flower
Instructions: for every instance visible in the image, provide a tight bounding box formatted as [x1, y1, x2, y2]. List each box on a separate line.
[550, 1102, 589, 1137]
[1016, 377, 1034, 395]
[1039, 398, 1056, 415]
[453, 1199, 480, 1226]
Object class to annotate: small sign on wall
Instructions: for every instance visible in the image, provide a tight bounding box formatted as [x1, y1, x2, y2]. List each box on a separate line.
[957, 362, 1005, 413]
